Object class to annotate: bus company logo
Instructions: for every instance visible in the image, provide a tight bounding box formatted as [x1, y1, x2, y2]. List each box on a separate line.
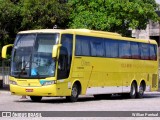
[81, 60, 91, 66]
[2, 112, 12, 117]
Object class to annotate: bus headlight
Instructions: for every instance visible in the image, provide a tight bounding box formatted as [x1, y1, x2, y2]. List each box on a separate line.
[10, 80, 17, 85]
[40, 80, 56, 86]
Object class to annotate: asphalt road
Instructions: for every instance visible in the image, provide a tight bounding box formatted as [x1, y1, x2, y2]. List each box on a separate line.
[0, 90, 160, 120]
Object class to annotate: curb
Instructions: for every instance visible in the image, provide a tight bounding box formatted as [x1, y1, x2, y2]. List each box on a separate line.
[0, 89, 10, 94]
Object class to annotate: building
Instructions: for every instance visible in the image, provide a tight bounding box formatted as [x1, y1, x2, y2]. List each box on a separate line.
[132, 11, 160, 52]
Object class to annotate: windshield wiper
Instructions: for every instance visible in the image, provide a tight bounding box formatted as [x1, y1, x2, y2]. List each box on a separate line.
[18, 54, 32, 78]
[18, 61, 29, 78]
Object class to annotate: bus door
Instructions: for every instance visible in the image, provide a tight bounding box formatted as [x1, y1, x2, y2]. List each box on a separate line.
[56, 34, 73, 96]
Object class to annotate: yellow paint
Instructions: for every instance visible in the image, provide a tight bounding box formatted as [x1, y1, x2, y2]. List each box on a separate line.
[1, 44, 13, 59]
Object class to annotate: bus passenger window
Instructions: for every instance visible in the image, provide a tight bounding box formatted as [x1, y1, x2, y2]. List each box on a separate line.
[131, 42, 140, 59]
[109, 40, 118, 58]
[140, 43, 150, 60]
[90, 38, 105, 57]
[104, 39, 119, 58]
[119, 41, 131, 59]
[150, 45, 157, 60]
[75, 36, 91, 56]
[104, 39, 111, 57]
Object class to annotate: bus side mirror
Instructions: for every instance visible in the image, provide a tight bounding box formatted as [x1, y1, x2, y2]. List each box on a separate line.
[52, 44, 62, 58]
[1, 44, 13, 59]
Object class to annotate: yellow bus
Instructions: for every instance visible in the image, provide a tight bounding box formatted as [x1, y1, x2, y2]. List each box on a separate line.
[1, 29, 159, 102]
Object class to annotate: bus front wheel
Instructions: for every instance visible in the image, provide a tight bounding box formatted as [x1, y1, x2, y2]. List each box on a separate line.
[66, 84, 79, 102]
[30, 96, 42, 102]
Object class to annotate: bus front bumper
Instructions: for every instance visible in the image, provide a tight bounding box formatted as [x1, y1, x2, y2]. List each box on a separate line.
[10, 84, 57, 96]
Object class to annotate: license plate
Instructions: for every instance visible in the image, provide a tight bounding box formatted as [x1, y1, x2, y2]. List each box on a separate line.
[25, 89, 33, 92]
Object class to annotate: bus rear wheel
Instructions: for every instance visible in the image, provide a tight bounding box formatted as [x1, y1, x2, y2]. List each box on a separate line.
[137, 82, 145, 98]
[129, 82, 137, 99]
[66, 84, 79, 102]
[30, 96, 42, 102]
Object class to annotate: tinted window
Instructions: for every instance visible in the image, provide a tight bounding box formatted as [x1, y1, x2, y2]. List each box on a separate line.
[58, 34, 73, 79]
[75, 36, 90, 56]
[150, 45, 157, 60]
[75, 35, 157, 61]
[104, 39, 111, 57]
[131, 42, 140, 59]
[61, 34, 73, 60]
[119, 41, 131, 58]
[90, 38, 105, 57]
[140, 43, 149, 60]
[104, 39, 118, 58]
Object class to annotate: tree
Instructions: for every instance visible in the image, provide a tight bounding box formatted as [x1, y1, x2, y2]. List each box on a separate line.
[0, 0, 20, 51]
[0, 0, 70, 52]
[68, 0, 159, 36]
[20, 0, 70, 30]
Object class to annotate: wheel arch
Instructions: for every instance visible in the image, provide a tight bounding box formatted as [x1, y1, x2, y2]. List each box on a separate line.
[139, 80, 146, 91]
[131, 80, 138, 89]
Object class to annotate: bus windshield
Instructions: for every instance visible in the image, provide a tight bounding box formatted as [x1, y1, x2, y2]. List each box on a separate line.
[11, 33, 59, 78]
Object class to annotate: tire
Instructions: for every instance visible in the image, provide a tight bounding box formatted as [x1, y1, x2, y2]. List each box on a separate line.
[137, 82, 144, 98]
[66, 84, 79, 102]
[129, 82, 137, 99]
[30, 96, 42, 102]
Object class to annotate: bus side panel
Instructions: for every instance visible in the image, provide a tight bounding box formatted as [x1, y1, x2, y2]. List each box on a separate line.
[72, 56, 158, 95]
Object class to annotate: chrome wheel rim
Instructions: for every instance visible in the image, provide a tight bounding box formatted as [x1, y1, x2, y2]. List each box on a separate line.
[139, 85, 144, 95]
[72, 87, 78, 97]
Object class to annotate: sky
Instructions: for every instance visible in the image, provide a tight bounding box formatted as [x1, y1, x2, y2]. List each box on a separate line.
[156, 0, 160, 4]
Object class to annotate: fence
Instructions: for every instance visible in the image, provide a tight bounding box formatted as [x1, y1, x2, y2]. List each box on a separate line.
[0, 59, 10, 88]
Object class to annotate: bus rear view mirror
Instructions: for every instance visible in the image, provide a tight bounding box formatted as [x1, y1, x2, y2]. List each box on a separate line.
[1, 44, 13, 59]
[52, 44, 62, 58]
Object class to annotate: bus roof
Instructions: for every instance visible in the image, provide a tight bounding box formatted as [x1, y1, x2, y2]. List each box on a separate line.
[18, 29, 120, 36]
[18, 29, 63, 34]
[18, 29, 157, 45]
[67, 29, 121, 36]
